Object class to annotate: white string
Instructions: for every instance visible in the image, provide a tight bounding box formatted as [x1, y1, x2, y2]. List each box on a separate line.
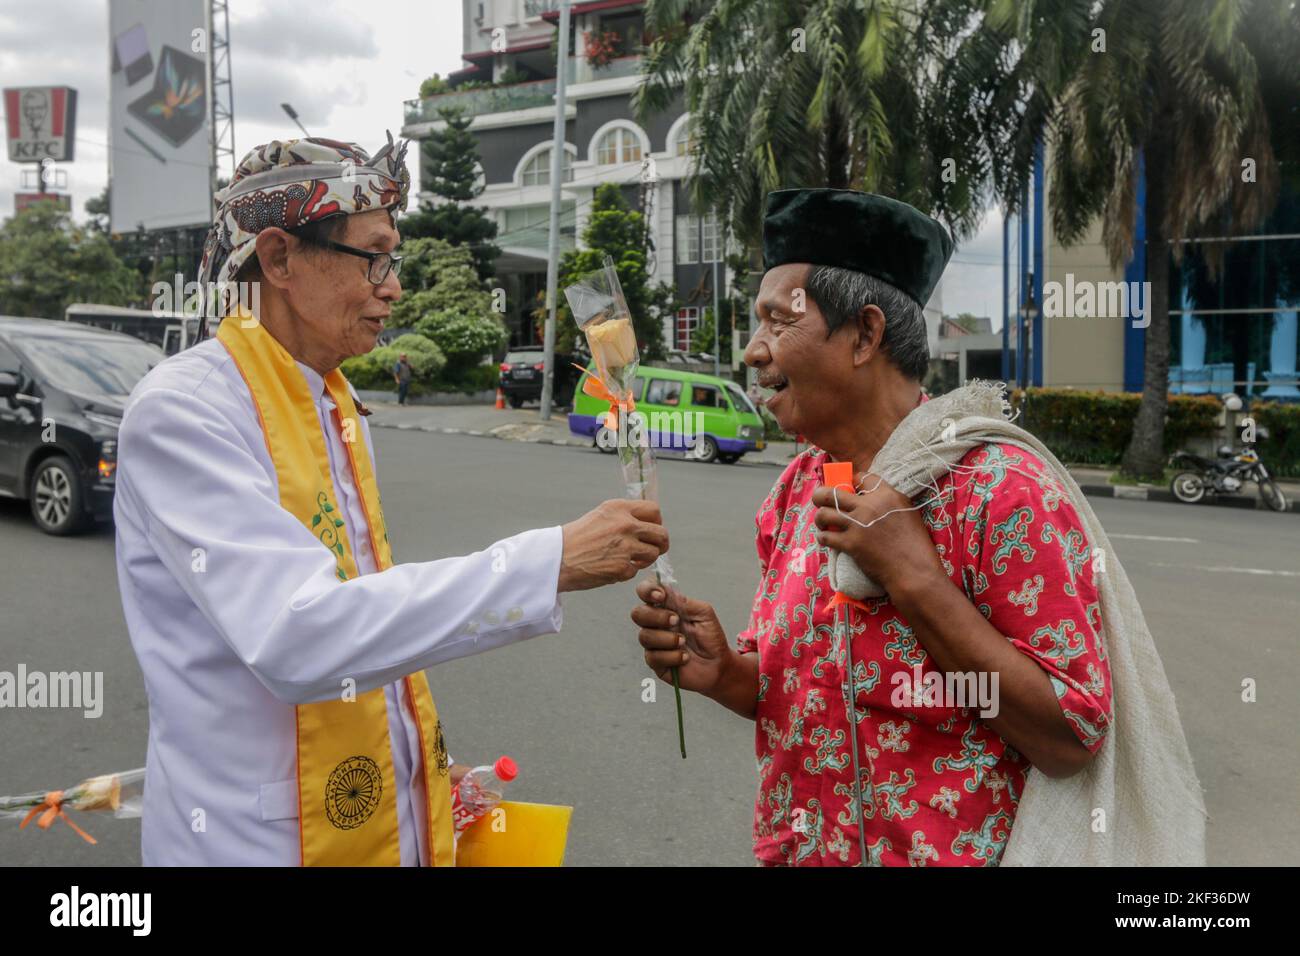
[826, 433, 1058, 539]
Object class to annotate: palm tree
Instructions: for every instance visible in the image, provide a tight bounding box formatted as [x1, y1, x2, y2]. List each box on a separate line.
[634, 0, 994, 248]
[953, 0, 1298, 478]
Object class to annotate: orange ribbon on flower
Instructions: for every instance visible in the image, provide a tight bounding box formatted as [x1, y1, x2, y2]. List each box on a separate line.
[573, 363, 636, 430]
[19, 790, 98, 845]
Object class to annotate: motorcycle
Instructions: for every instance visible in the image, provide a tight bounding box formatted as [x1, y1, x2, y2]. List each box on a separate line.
[1169, 433, 1288, 512]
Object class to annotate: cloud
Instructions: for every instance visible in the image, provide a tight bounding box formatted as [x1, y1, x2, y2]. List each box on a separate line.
[0, 0, 464, 227]
[229, 0, 380, 63]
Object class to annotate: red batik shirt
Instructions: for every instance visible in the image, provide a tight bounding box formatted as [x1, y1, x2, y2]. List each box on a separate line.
[736, 442, 1113, 866]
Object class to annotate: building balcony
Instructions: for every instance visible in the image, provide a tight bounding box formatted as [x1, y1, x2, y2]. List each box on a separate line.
[404, 78, 559, 125]
[404, 55, 644, 127]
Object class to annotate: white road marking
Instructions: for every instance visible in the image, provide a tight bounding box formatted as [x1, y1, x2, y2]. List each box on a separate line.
[1110, 534, 1200, 543]
[1148, 562, 1300, 578]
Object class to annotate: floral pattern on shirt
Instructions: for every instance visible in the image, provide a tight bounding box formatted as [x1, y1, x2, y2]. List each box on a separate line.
[737, 442, 1113, 866]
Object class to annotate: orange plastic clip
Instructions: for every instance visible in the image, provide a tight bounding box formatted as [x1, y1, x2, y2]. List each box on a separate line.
[822, 460, 855, 491]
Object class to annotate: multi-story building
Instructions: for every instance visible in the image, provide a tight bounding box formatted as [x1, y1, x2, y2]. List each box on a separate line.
[402, 0, 729, 352]
[1002, 143, 1299, 401]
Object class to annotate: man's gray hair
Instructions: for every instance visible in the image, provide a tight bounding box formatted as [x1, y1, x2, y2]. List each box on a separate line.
[805, 265, 930, 381]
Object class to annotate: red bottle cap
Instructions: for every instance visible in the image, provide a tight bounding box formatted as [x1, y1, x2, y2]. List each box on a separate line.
[493, 756, 518, 782]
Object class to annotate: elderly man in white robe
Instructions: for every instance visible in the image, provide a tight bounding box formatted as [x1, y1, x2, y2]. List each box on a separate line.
[113, 134, 667, 866]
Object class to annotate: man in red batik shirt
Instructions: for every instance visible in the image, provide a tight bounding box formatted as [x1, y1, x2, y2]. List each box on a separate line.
[631, 189, 1112, 866]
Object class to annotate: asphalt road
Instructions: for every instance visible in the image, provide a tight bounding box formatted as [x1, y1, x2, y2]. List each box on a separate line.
[1, 429, 1296, 866]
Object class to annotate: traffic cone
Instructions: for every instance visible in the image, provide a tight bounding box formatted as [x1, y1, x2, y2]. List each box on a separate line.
[495, 388, 505, 410]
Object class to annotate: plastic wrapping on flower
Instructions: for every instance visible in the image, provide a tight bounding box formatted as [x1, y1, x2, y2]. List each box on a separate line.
[566, 256, 688, 758]
[565, 256, 676, 588]
[1, 768, 146, 820]
[2, 768, 146, 844]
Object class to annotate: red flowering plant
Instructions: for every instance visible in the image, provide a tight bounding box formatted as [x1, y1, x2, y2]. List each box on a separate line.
[583, 30, 624, 68]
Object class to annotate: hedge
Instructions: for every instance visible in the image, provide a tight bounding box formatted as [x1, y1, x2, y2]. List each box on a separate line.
[340, 333, 446, 391]
[1251, 401, 1300, 478]
[1007, 388, 1222, 467]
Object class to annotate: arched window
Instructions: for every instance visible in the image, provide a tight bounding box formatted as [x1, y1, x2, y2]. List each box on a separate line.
[667, 114, 695, 160]
[596, 127, 642, 165]
[520, 148, 572, 187]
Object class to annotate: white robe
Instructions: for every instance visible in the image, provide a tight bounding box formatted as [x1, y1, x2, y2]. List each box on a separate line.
[113, 337, 564, 866]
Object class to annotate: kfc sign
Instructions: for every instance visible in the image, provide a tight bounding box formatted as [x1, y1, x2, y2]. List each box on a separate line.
[4, 87, 77, 162]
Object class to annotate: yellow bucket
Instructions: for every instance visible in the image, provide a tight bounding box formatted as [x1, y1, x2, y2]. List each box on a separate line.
[454, 801, 573, 867]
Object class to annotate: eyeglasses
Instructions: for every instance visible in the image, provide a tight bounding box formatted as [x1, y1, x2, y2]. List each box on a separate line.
[315, 238, 404, 285]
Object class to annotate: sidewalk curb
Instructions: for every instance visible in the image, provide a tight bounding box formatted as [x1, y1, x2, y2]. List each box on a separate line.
[370, 420, 1299, 514]
[1075, 482, 1299, 515]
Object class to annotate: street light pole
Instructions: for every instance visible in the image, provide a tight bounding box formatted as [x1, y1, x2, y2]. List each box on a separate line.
[540, 0, 572, 421]
[280, 103, 310, 138]
[712, 238, 720, 377]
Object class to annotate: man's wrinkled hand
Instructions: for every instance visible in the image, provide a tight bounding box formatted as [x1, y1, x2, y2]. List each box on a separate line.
[558, 499, 668, 592]
[631, 579, 732, 697]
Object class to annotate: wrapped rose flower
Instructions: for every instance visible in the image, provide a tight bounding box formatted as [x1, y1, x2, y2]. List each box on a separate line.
[586, 315, 638, 376]
[565, 256, 688, 759]
[69, 773, 123, 812]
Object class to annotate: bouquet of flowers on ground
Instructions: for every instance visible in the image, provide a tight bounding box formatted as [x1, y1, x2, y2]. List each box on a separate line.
[565, 256, 687, 758]
[1, 768, 145, 844]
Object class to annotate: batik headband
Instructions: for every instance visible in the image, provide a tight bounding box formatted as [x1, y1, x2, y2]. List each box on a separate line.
[197, 132, 411, 316]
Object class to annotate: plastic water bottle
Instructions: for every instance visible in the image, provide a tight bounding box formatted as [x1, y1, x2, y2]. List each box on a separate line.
[451, 756, 518, 833]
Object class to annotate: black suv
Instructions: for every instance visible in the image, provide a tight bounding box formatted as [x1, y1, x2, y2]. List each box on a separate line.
[498, 347, 577, 408]
[0, 316, 164, 534]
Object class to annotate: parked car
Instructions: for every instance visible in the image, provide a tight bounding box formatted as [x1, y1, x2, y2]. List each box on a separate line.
[499, 347, 576, 408]
[0, 316, 165, 534]
[569, 362, 765, 463]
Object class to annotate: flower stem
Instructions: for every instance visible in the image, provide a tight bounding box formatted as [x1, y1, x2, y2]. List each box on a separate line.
[638, 436, 685, 759]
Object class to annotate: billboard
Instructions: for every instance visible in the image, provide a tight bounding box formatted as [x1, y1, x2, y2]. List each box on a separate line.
[108, 0, 212, 233]
[14, 193, 73, 214]
[4, 87, 77, 162]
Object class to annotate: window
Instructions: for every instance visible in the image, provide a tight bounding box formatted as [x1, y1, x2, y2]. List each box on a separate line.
[701, 211, 722, 263]
[674, 127, 695, 158]
[502, 202, 576, 250]
[0, 340, 21, 375]
[676, 212, 722, 264]
[674, 307, 698, 351]
[596, 128, 642, 165]
[520, 149, 572, 187]
[646, 378, 682, 406]
[675, 214, 699, 264]
[724, 381, 757, 415]
[690, 384, 722, 408]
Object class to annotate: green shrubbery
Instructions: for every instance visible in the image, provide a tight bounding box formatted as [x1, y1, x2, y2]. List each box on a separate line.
[340, 333, 446, 392]
[1009, 388, 1222, 466]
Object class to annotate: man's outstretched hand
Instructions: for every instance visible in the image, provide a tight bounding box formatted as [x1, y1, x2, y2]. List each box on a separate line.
[631, 580, 735, 696]
[558, 499, 669, 592]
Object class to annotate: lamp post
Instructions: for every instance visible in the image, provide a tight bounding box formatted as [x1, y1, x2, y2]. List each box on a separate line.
[280, 103, 311, 137]
[540, 0, 572, 421]
[1018, 282, 1037, 389]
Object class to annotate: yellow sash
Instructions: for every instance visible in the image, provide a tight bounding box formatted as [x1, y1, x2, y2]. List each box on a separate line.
[218, 313, 456, 867]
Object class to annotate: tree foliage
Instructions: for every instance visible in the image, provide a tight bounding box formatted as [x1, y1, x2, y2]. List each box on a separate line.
[399, 107, 500, 281]
[540, 183, 670, 358]
[0, 204, 141, 318]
